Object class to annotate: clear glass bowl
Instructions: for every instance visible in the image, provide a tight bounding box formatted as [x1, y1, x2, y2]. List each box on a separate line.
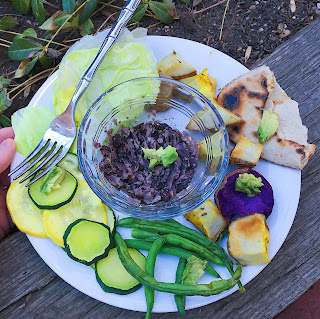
[78, 77, 229, 220]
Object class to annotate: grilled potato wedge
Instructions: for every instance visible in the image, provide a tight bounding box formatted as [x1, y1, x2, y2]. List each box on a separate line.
[157, 50, 196, 80]
[227, 213, 270, 266]
[230, 136, 263, 168]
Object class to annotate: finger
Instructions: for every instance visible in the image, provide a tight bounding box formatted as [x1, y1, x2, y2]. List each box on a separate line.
[0, 189, 11, 238]
[0, 138, 16, 174]
[0, 188, 15, 229]
[0, 227, 5, 241]
[0, 127, 15, 144]
[0, 167, 10, 187]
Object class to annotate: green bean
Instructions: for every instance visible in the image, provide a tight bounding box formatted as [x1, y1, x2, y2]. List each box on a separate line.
[118, 218, 224, 257]
[118, 217, 245, 293]
[145, 237, 166, 319]
[174, 258, 187, 316]
[115, 232, 242, 296]
[132, 228, 160, 241]
[132, 228, 224, 266]
[217, 228, 229, 244]
[124, 239, 220, 278]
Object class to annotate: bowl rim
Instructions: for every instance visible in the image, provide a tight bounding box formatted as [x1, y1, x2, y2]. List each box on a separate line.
[77, 76, 230, 219]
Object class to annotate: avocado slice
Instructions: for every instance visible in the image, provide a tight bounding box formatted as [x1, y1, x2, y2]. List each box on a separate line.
[257, 110, 279, 144]
[235, 173, 264, 197]
[40, 166, 66, 195]
[142, 145, 178, 169]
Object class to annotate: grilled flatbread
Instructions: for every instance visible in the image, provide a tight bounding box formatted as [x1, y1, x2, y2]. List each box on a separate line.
[217, 66, 315, 170]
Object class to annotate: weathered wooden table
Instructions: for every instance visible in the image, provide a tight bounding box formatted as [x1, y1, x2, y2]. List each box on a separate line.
[0, 18, 319, 319]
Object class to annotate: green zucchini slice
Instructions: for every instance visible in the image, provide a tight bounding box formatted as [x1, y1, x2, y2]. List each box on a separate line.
[104, 204, 116, 235]
[96, 247, 146, 295]
[64, 219, 112, 266]
[28, 167, 78, 210]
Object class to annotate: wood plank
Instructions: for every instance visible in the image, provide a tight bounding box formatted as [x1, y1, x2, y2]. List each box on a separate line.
[252, 18, 320, 117]
[0, 232, 56, 312]
[0, 18, 319, 319]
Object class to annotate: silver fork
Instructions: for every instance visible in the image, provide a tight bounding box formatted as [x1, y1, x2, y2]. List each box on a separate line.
[9, 0, 141, 186]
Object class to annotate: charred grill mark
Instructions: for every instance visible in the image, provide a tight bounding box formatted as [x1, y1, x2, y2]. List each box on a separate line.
[296, 148, 305, 158]
[261, 78, 267, 89]
[225, 95, 239, 110]
[248, 91, 269, 102]
[232, 125, 239, 132]
[223, 86, 245, 110]
[257, 108, 264, 116]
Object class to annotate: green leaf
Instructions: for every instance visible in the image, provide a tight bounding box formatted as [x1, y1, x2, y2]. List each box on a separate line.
[24, 56, 39, 74]
[181, 0, 190, 4]
[39, 56, 54, 69]
[39, 16, 58, 31]
[23, 28, 38, 38]
[149, 1, 173, 24]
[14, 28, 38, 41]
[130, 3, 147, 23]
[31, 0, 46, 24]
[0, 16, 18, 30]
[0, 77, 10, 90]
[62, 0, 76, 13]
[8, 38, 42, 61]
[78, 0, 99, 25]
[79, 18, 94, 36]
[54, 14, 72, 27]
[62, 0, 75, 14]
[0, 113, 11, 128]
[0, 89, 11, 112]
[12, 0, 30, 14]
[71, 15, 79, 28]
[40, 12, 72, 30]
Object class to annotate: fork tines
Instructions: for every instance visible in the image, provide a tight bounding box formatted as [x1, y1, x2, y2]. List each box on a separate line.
[9, 139, 68, 186]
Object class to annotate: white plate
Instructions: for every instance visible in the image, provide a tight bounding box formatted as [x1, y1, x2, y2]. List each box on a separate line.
[11, 36, 301, 313]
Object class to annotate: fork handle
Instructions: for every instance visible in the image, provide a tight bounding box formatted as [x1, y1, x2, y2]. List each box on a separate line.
[67, 0, 141, 118]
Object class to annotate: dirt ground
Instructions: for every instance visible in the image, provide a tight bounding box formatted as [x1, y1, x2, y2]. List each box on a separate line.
[0, 0, 319, 115]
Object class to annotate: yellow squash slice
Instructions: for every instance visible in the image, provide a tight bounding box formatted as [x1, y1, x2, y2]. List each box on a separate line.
[7, 179, 47, 238]
[43, 181, 107, 247]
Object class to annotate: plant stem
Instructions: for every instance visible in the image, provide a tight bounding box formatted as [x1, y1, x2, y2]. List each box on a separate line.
[99, 2, 122, 10]
[63, 38, 82, 43]
[146, 9, 159, 21]
[10, 74, 49, 100]
[93, 0, 117, 17]
[0, 42, 9, 48]
[44, 0, 90, 50]
[8, 68, 54, 94]
[219, 0, 230, 40]
[0, 38, 12, 44]
[100, 1, 154, 18]
[147, 21, 162, 29]
[0, 30, 70, 48]
[193, 0, 227, 14]
[49, 63, 60, 77]
[95, 12, 118, 34]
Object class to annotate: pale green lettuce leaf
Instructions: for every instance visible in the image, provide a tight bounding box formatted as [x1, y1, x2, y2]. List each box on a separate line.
[52, 28, 158, 126]
[12, 105, 55, 157]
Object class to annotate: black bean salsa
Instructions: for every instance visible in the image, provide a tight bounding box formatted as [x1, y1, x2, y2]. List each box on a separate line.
[99, 121, 199, 204]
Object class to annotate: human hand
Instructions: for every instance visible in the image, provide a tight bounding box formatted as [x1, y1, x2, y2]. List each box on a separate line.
[0, 127, 17, 240]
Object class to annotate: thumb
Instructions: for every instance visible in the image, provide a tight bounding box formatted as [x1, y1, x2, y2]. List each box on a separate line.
[0, 138, 16, 174]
